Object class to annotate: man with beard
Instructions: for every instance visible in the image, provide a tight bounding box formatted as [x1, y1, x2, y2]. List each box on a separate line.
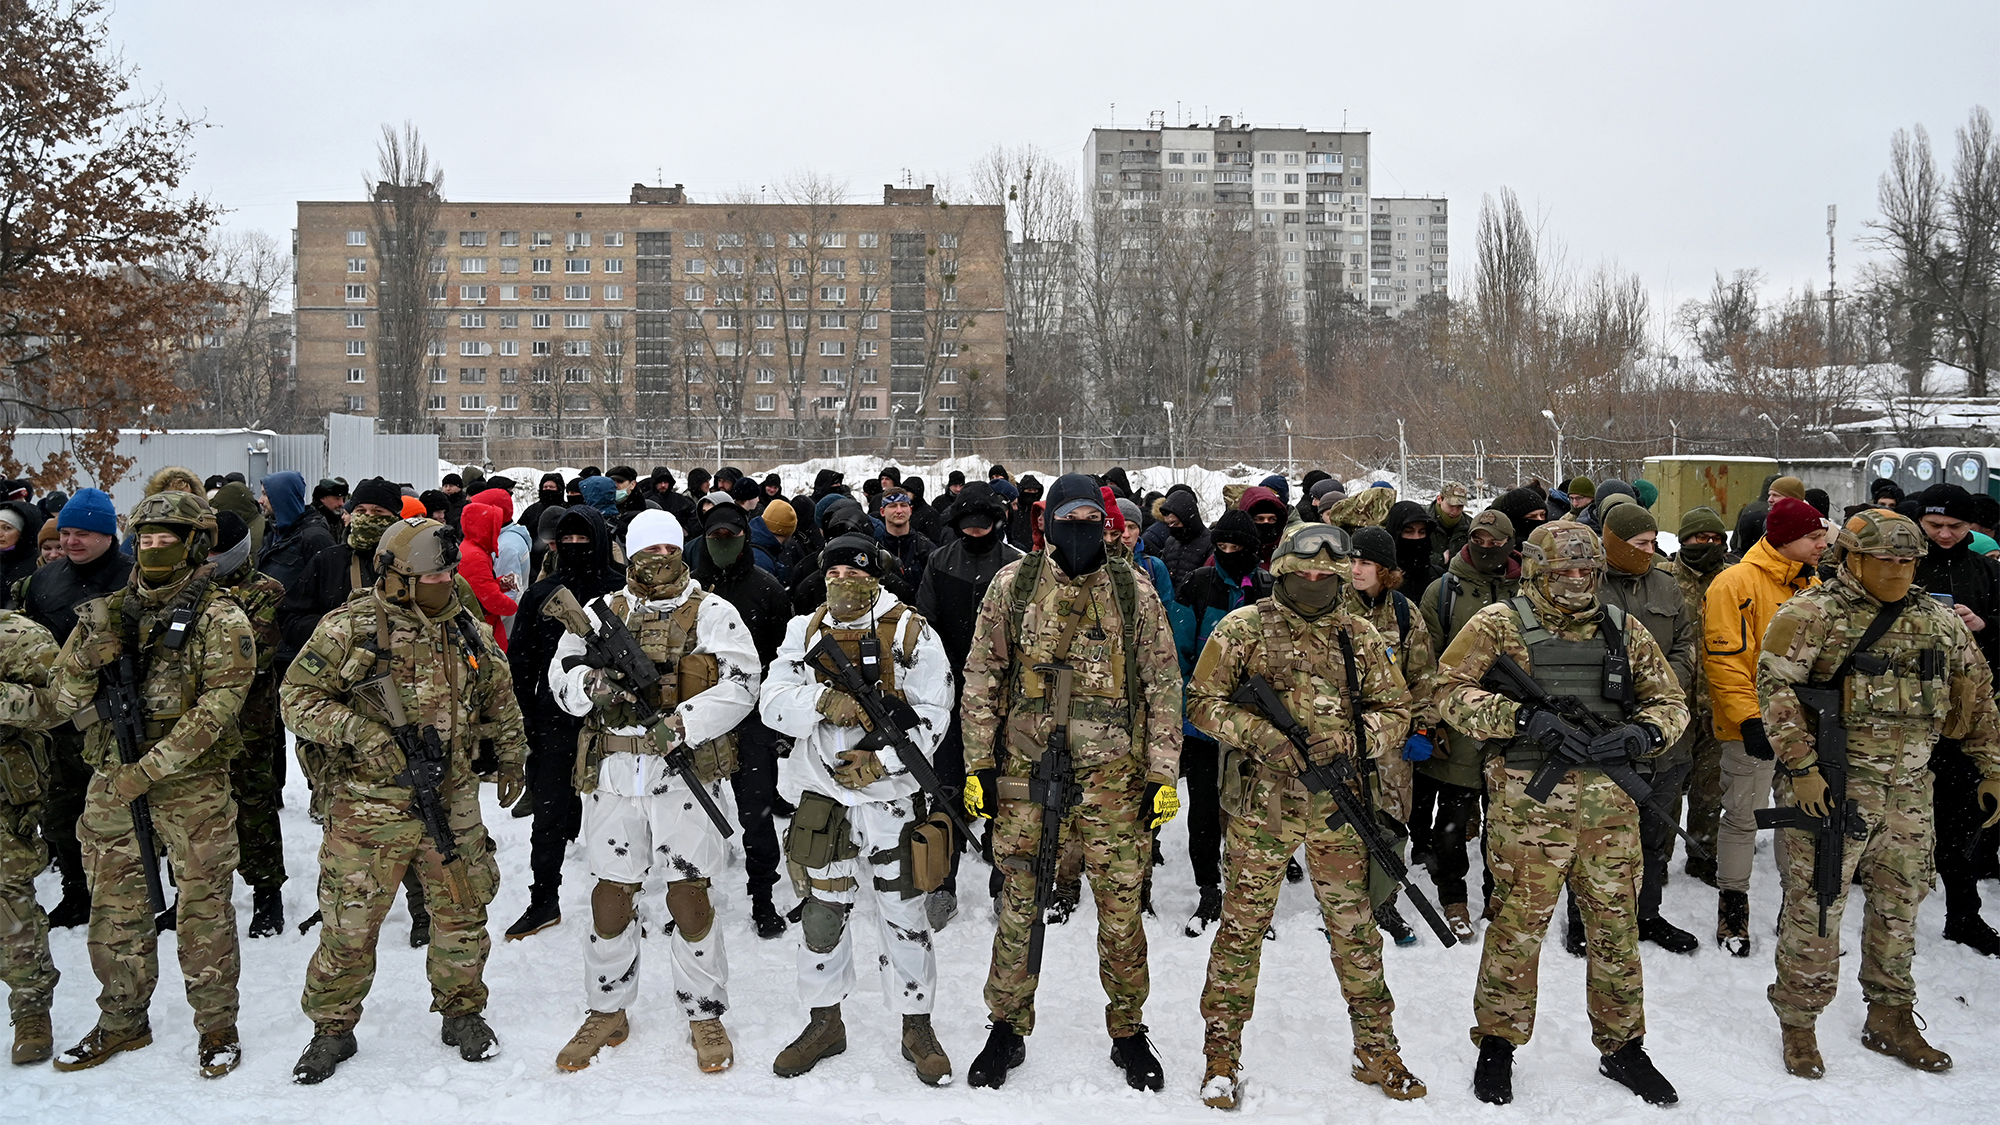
[1142, 486, 1212, 592]
[915, 482, 1024, 930]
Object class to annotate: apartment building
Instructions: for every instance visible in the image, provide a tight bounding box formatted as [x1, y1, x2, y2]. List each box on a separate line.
[1368, 196, 1449, 313]
[294, 184, 1006, 465]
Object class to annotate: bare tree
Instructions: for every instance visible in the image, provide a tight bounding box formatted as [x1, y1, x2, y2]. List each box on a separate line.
[368, 122, 444, 434]
[176, 230, 295, 428]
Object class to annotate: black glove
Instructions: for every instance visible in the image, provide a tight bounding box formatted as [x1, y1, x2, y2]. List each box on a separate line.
[1740, 718, 1775, 761]
[1587, 723, 1650, 763]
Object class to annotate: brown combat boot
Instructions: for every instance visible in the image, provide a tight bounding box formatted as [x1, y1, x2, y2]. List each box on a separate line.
[1781, 1023, 1823, 1079]
[1444, 902, 1476, 943]
[1202, 1056, 1240, 1109]
[556, 1009, 629, 1072]
[1352, 1045, 1427, 1100]
[1862, 1003, 1952, 1072]
[773, 1005, 846, 1077]
[901, 1013, 952, 1086]
[690, 1017, 733, 1073]
[51, 1022, 152, 1072]
[11, 1012, 52, 1065]
[198, 1026, 242, 1078]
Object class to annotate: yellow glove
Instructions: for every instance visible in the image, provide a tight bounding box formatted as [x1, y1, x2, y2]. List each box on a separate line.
[1144, 780, 1181, 830]
[964, 770, 996, 821]
[1979, 776, 2000, 830]
[817, 689, 866, 728]
[497, 761, 526, 809]
[1790, 767, 1830, 819]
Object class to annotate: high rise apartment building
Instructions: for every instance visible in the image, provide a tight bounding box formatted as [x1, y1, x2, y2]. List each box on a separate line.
[294, 184, 1005, 466]
[1369, 197, 1449, 312]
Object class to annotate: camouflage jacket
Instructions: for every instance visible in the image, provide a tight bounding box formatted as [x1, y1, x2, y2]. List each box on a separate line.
[1187, 598, 1412, 776]
[1435, 586, 1690, 752]
[54, 568, 256, 780]
[280, 593, 528, 808]
[1664, 553, 1732, 720]
[1758, 567, 2000, 785]
[1341, 585, 1438, 732]
[1598, 558, 1699, 765]
[0, 610, 66, 797]
[960, 552, 1183, 782]
[219, 562, 285, 737]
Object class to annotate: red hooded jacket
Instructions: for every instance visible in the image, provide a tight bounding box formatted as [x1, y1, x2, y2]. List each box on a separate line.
[458, 500, 517, 650]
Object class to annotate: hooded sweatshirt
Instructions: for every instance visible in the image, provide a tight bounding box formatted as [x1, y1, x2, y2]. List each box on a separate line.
[1141, 487, 1213, 591]
[0, 499, 47, 595]
[1236, 485, 1289, 568]
[458, 501, 517, 649]
[1384, 499, 1442, 597]
[258, 470, 334, 590]
[520, 472, 568, 532]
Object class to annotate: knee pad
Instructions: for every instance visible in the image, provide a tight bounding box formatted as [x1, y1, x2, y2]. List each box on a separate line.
[591, 880, 639, 940]
[801, 896, 848, 954]
[665, 878, 715, 942]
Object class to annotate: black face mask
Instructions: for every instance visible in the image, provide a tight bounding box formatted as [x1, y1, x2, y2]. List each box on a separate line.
[1215, 546, 1256, 580]
[1255, 519, 1282, 546]
[540, 489, 561, 504]
[1170, 520, 1200, 543]
[1467, 542, 1512, 575]
[557, 540, 595, 587]
[1677, 542, 1727, 573]
[961, 527, 1002, 554]
[1048, 520, 1105, 576]
[1396, 534, 1431, 575]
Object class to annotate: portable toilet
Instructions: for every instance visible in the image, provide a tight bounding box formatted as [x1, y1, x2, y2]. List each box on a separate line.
[1638, 455, 1780, 527]
[1945, 448, 2000, 500]
[1864, 448, 1907, 491]
[1899, 448, 1947, 496]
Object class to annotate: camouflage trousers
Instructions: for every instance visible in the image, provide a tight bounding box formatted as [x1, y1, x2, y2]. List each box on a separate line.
[230, 736, 285, 888]
[1, 800, 57, 1020]
[1199, 770, 1394, 1065]
[301, 793, 500, 1034]
[79, 768, 241, 1034]
[985, 761, 1148, 1037]
[1768, 774, 1932, 1027]
[1472, 758, 1645, 1055]
[1683, 718, 1726, 865]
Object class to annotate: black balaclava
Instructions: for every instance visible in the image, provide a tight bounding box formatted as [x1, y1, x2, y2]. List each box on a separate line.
[1044, 472, 1106, 577]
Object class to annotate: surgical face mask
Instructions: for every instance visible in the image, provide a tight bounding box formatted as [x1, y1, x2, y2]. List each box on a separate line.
[616, 487, 631, 501]
[706, 533, 745, 568]
[1047, 519, 1106, 577]
[413, 577, 456, 616]
[1215, 546, 1256, 580]
[1850, 553, 1916, 604]
[347, 511, 394, 553]
[136, 540, 189, 582]
[1277, 573, 1341, 617]
[1677, 542, 1726, 573]
[827, 574, 879, 620]
[1468, 541, 1512, 575]
[1543, 570, 1598, 611]
[628, 550, 688, 598]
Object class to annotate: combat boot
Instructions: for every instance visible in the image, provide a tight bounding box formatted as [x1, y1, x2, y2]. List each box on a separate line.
[11, 1012, 52, 1065]
[1352, 1046, 1426, 1099]
[967, 1020, 1025, 1088]
[1285, 855, 1304, 884]
[1472, 1036, 1514, 1105]
[1444, 902, 1476, 943]
[198, 1026, 241, 1078]
[1374, 901, 1416, 947]
[1185, 885, 1223, 937]
[1942, 914, 2000, 957]
[1046, 882, 1079, 926]
[773, 1005, 846, 1077]
[1640, 915, 1700, 954]
[1599, 1037, 1678, 1104]
[555, 1009, 628, 1071]
[292, 1029, 356, 1084]
[505, 890, 561, 941]
[1201, 1057, 1240, 1109]
[1685, 853, 1717, 887]
[1109, 1025, 1164, 1091]
[409, 901, 432, 948]
[248, 887, 284, 939]
[441, 1013, 500, 1061]
[52, 1022, 152, 1071]
[1563, 894, 1586, 957]
[1717, 890, 1751, 957]
[901, 1013, 952, 1086]
[1861, 1003, 1952, 1072]
[690, 1017, 733, 1073]
[1781, 1023, 1823, 1079]
[753, 892, 788, 939]
[46, 877, 88, 929]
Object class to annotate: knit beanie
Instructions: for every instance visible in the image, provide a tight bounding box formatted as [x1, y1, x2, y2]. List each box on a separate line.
[1633, 479, 1659, 509]
[626, 510, 683, 555]
[1678, 506, 1726, 539]
[1765, 496, 1823, 546]
[56, 488, 117, 536]
[1351, 527, 1399, 570]
[762, 498, 797, 537]
[1566, 476, 1596, 500]
[1769, 476, 1806, 502]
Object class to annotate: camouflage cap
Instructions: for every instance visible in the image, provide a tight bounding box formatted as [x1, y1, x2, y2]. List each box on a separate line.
[1438, 480, 1470, 503]
[1836, 507, 1927, 561]
[1520, 519, 1603, 581]
[129, 488, 218, 535]
[1469, 508, 1514, 539]
[376, 516, 462, 577]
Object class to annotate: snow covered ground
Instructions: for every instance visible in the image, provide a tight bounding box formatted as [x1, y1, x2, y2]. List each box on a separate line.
[18, 763, 2000, 1125]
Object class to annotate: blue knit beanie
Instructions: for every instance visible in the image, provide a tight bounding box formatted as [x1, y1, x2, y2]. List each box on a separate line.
[57, 488, 117, 536]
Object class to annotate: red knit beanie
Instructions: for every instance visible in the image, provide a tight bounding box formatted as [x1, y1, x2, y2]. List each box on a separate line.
[1765, 496, 1823, 547]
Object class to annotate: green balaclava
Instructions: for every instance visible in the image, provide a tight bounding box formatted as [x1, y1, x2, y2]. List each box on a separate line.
[412, 576, 457, 616]
[1269, 524, 1350, 618]
[706, 531, 746, 569]
[135, 523, 190, 583]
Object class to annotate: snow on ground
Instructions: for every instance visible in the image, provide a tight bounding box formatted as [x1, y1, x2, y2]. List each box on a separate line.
[18, 763, 2000, 1124]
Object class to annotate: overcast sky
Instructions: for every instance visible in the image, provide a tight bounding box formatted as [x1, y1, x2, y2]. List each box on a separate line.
[113, 0, 1994, 327]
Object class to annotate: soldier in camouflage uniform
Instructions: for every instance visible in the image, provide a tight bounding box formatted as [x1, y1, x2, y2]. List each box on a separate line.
[1436, 520, 1689, 1106]
[1665, 506, 1735, 882]
[1758, 508, 2000, 1078]
[279, 517, 528, 1084]
[0, 612, 65, 1065]
[1188, 524, 1425, 1108]
[207, 510, 290, 938]
[48, 490, 256, 1077]
[958, 473, 1184, 1092]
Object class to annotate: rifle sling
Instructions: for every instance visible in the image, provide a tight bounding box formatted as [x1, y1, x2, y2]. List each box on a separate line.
[1811, 600, 1904, 691]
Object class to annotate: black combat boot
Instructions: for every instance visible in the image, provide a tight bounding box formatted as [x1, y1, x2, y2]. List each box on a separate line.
[751, 892, 786, 940]
[967, 1020, 1025, 1088]
[248, 887, 284, 939]
[1943, 914, 2000, 957]
[1184, 885, 1223, 937]
[1109, 1025, 1164, 1091]
[1717, 890, 1751, 957]
[47, 877, 90, 929]
[1640, 915, 1700, 954]
[1563, 893, 1585, 956]
[1473, 1036, 1514, 1104]
[1600, 1037, 1677, 1104]
[504, 890, 561, 941]
[292, 1030, 356, 1084]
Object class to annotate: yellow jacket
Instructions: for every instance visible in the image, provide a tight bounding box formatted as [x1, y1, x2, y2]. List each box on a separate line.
[1703, 537, 1818, 740]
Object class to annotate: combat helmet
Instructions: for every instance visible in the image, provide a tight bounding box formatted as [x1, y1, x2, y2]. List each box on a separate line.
[1521, 519, 1603, 612]
[1269, 522, 1352, 578]
[129, 489, 218, 586]
[1832, 507, 1927, 564]
[375, 517, 462, 607]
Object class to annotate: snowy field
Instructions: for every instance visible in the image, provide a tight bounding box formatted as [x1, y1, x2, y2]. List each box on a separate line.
[17, 763, 2000, 1125]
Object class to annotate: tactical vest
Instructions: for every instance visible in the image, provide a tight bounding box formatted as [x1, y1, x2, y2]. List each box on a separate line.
[1499, 595, 1632, 771]
[1004, 551, 1143, 735]
[803, 600, 923, 702]
[90, 576, 224, 764]
[1825, 601, 1945, 726]
[576, 586, 738, 790]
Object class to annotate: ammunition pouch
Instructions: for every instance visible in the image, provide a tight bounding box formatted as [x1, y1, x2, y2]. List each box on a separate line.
[686, 731, 738, 784]
[0, 737, 47, 807]
[870, 799, 952, 899]
[785, 789, 860, 876]
[1217, 744, 1254, 818]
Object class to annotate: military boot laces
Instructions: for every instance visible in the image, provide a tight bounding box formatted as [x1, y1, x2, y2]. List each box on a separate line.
[1782, 1024, 1824, 1079]
[1374, 901, 1417, 948]
[248, 887, 284, 939]
[1185, 884, 1223, 937]
[753, 894, 788, 939]
[1943, 914, 2000, 957]
[441, 1013, 500, 1062]
[901, 1013, 952, 1087]
[1473, 1036, 1515, 1105]
[1109, 1025, 1164, 1091]
[773, 1005, 846, 1078]
[51, 1022, 152, 1072]
[1444, 902, 1476, 944]
[198, 1026, 242, 1079]
[556, 1009, 628, 1072]
[292, 1029, 357, 1085]
[1201, 1058, 1240, 1110]
[690, 1017, 733, 1073]
[11, 1012, 53, 1066]
[1599, 1037, 1678, 1105]
[1717, 890, 1751, 957]
[505, 892, 562, 941]
[1862, 1003, 1952, 1072]
[1352, 1045, 1426, 1100]
[967, 1020, 1025, 1089]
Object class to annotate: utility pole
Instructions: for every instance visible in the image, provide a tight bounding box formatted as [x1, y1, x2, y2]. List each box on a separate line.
[1826, 204, 1839, 369]
[1396, 418, 1408, 491]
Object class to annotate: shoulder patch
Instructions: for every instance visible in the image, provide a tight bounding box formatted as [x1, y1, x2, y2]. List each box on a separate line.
[296, 650, 328, 677]
[238, 632, 257, 662]
[1762, 612, 1801, 658]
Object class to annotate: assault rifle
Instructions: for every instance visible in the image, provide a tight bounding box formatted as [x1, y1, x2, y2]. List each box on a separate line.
[1754, 686, 1869, 936]
[1021, 663, 1085, 974]
[1230, 673, 1456, 947]
[542, 587, 733, 837]
[1481, 653, 1711, 860]
[95, 650, 169, 916]
[353, 666, 457, 864]
[806, 634, 974, 843]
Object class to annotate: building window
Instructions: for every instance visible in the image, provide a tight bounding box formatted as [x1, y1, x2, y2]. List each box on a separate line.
[346, 257, 367, 274]
[820, 286, 846, 303]
[344, 394, 366, 410]
[936, 396, 958, 412]
[756, 367, 775, 383]
[563, 340, 591, 356]
[603, 232, 624, 247]
[860, 368, 879, 384]
[499, 258, 519, 274]
[684, 285, 704, 302]
[858, 395, 879, 411]
[564, 258, 590, 274]
[346, 339, 366, 356]
[460, 231, 486, 247]
[531, 284, 552, 300]
[460, 258, 487, 274]
[500, 394, 519, 410]
[498, 285, 519, 300]
[460, 368, 486, 383]
[499, 231, 520, 247]
[820, 368, 844, 384]
[427, 395, 447, 410]
[460, 311, 486, 328]
[531, 232, 552, 248]
[459, 285, 486, 301]
[755, 340, 776, 356]
[603, 285, 623, 301]
[566, 232, 590, 249]
[603, 258, 623, 274]
[564, 285, 590, 300]
[345, 284, 367, 302]
[562, 312, 589, 329]
[684, 232, 705, 248]
[859, 233, 880, 248]
[938, 367, 958, 383]
[754, 394, 776, 411]
[532, 258, 552, 274]
[532, 340, 552, 356]
[346, 368, 365, 383]
[564, 367, 591, 383]
[346, 230, 367, 246]
[461, 395, 485, 409]
[531, 312, 551, 329]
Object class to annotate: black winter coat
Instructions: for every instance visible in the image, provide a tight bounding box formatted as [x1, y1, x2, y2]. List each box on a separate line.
[916, 536, 1024, 674]
[697, 548, 793, 666]
[259, 514, 335, 593]
[1141, 489, 1212, 592]
[19, 548, 132, 646]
